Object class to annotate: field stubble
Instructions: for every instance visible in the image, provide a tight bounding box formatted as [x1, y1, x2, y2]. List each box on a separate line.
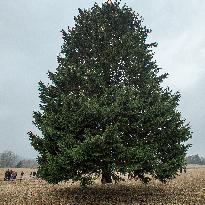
[0, 166, 204, 205]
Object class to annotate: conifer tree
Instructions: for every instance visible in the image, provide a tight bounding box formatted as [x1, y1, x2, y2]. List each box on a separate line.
[28, 0, 191, 186]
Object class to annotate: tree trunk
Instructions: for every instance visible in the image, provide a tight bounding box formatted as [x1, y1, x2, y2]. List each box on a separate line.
[101, 169, 112, 184]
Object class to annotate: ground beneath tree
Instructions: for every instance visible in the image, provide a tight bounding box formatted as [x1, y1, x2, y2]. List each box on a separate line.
[0, 166, 204, 205]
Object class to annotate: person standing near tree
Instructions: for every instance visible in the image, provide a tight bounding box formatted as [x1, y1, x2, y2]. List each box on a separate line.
[8, 169, 11, 181]
[4, 169, 10, 181]
[19, 171, 24, 182]
[12, 171, 17, 180]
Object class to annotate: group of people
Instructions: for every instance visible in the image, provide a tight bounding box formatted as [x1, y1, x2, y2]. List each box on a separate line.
[4, 169, 24, 181]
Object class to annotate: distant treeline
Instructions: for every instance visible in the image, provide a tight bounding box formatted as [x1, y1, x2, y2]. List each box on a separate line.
[1, 151, 204, 167]
[0, 151, 37, 168]
[186, 154, 205, 165]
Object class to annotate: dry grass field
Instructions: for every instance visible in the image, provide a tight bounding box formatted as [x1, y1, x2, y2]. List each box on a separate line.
[0, 166, 204, 205]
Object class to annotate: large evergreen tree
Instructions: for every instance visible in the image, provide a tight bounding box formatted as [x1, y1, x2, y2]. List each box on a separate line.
[28, 0, 191, 186]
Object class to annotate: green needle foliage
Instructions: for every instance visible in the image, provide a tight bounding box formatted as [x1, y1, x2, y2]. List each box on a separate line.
[28, 0, 192, 186]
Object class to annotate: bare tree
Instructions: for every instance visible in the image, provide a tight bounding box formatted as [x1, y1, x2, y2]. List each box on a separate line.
[0, 151, 18, 168]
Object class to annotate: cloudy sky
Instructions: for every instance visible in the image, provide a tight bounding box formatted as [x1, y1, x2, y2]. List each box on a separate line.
[0, 0, 204, 159]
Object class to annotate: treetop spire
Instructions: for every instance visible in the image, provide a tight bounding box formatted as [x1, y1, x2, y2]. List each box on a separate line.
[107, 0, 112, 5]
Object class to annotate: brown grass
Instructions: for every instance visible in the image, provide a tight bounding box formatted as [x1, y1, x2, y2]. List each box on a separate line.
[0, 166, 204, 205]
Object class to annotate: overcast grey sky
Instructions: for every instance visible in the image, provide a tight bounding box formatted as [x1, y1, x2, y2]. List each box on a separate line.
[0, 0, 204, 158]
